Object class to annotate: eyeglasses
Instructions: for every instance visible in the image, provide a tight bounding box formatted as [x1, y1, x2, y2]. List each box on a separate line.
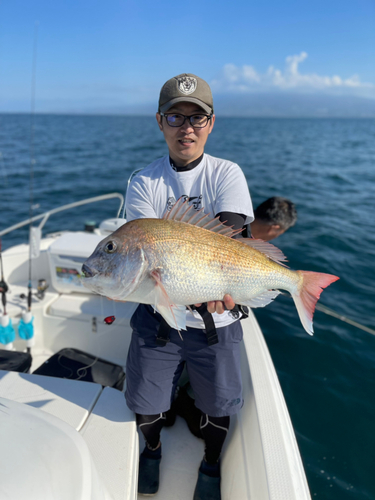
[160, 113, 212, 129]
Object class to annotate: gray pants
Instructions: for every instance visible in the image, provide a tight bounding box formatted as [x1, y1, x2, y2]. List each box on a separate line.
[125, 304, 243, 417]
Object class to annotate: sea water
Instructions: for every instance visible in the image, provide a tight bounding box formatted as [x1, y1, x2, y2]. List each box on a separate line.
[1, 114, 374, 500]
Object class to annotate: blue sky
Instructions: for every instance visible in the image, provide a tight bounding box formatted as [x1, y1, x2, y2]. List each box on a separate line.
[0, 0, 374, 114]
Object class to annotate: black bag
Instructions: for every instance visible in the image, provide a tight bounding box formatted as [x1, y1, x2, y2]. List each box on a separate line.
[0, 349, 32, 373]
[33, 348, 125, 391]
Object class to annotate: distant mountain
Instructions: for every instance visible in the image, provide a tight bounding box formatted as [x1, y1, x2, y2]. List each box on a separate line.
[2, 92, 375, 117]
[213, 92, 375, 118]
[89, 92, 375, 117]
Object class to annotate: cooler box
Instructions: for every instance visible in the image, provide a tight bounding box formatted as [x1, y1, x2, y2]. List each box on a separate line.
[48, 232, 104, 294]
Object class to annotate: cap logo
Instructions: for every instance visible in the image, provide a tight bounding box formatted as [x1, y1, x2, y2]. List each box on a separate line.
[178, 76, 197, 95]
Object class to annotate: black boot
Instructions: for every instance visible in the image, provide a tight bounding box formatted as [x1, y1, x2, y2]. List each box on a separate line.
[137, 443, 162, 496]
[193, 458, 221, 500]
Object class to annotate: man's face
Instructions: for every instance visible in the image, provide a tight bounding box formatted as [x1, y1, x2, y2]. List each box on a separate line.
[156, 102, 215, 166]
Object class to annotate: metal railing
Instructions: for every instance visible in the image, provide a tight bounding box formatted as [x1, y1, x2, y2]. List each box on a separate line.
[121, 167, 145, 219]
[0, 192, 124, 238]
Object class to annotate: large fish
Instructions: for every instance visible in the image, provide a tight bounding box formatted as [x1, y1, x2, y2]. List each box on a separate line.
[81, 198, 339, 335]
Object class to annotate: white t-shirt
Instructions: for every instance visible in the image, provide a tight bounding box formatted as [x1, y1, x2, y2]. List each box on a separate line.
[125, 153, 254, 329]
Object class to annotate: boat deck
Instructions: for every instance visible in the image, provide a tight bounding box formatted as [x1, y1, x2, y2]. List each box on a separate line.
[0, 310, 311, 499]
[146, 418, 205, 500]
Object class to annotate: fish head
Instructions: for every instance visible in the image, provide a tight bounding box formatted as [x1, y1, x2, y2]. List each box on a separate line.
[81, 222, 148, 300]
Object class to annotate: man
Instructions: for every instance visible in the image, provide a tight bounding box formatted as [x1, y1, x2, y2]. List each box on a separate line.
[125, 73, 253, 499]
[249, 196, 297, 241]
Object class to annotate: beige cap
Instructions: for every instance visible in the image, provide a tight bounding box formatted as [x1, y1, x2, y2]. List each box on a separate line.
[158, 73, 214, 114]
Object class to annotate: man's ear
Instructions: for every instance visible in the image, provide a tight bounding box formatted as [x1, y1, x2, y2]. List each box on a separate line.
[156, 112, 163, 131]
[208, 114, 215, 134]
[269, 224, 285, 240]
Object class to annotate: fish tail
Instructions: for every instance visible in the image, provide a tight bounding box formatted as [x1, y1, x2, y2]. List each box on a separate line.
[292, 271, 339, 335]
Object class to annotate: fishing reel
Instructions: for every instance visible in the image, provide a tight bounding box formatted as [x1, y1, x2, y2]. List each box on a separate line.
[36, 279, 48, 299]
[20, 279, 49, 301]
[0, 280, 9, 295]
[0, 279, 9, 310]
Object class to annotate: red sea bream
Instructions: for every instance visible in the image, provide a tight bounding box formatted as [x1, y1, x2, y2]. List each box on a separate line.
[81, 199, 339, 334]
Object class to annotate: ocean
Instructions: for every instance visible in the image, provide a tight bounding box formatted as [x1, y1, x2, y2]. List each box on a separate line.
[1, 114, 374, 499]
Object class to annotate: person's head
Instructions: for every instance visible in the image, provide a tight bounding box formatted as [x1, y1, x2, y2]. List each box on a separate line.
[251, 197, 297, 241]
[156, 74, 215, 166]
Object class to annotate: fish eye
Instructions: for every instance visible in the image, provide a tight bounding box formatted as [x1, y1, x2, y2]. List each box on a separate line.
[104, 241, 117, 253]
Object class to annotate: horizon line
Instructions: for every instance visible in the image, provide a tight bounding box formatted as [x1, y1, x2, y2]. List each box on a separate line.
[1, 111, 375, 119]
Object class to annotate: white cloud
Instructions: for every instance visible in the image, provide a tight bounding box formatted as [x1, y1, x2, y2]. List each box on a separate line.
[211, 52, 375, 97]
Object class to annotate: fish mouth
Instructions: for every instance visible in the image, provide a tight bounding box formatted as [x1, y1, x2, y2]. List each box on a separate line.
[81, 263, 98, 279]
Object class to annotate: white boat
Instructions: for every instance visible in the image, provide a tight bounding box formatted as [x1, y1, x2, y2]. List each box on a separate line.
[0, 193, 311, 500]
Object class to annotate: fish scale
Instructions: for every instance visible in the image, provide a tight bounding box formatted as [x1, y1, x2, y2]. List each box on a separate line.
[141, 219, 299, 304]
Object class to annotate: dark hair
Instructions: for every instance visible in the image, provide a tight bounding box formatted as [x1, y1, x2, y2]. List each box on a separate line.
[254, 197, 297, 230]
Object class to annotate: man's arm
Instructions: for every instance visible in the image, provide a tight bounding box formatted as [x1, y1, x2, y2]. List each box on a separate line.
[216, 212, 246, 237]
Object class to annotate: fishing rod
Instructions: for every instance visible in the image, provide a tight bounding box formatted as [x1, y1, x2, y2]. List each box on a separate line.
[279, 291, 375, 336]
[0, 239, 16, 349]
[315, 303, 375, 336]
[17, 22, 40, 353]
[0, 62, 16, 349]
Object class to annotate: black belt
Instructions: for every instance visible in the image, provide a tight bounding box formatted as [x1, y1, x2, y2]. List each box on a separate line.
[156, 316, 172, 346]
[155, 303, 249, 348]
[191, 303, 219, 346]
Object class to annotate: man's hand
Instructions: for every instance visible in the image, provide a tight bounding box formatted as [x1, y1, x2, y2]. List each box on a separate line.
[194, 294, 235, 315]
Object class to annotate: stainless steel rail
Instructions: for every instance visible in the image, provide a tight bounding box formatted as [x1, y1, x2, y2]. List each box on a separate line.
[121, 167, 145, 219]
[0, 192, 124, 238]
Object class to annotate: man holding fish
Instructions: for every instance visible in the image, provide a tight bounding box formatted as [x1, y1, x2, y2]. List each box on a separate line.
[125, 73, 253, 499]
[81, 73, 338, 499]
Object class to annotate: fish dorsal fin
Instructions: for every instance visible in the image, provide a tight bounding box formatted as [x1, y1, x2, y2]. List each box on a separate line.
[163, 197, 241, 237]
[238, 237, 289, 267]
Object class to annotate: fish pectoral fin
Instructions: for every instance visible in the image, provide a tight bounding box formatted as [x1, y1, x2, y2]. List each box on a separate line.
[150, 270, 187, 331]
[241, 290, 281, 308]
